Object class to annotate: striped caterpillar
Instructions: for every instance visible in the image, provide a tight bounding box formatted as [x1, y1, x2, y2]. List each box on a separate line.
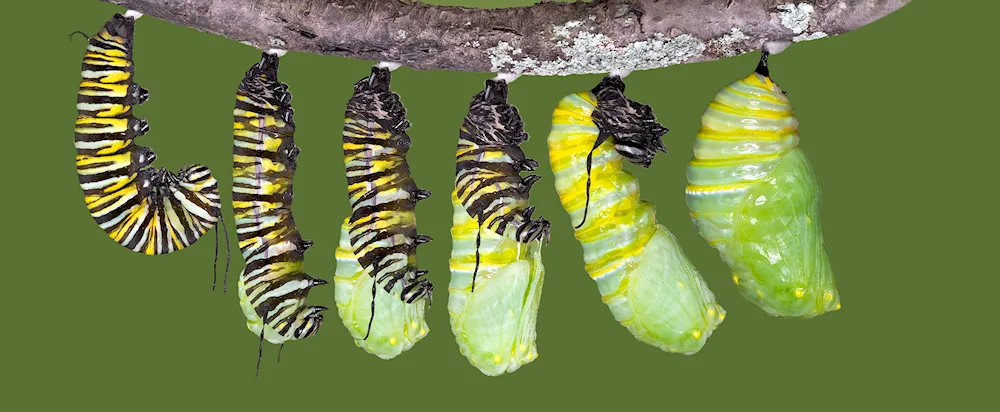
[449, 77, 550, 376]
[685, 53, 841, 317]
[232, 50, 327, 376]
[546, 75, 724, 354]
[335, 64, 432, 359]
[74, 12, 224, 262]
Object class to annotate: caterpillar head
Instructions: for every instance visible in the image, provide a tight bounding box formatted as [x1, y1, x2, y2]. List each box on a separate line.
[150, 167, 179, 187]
[289, 305, 328, 340]
[591, 75, 668, 167]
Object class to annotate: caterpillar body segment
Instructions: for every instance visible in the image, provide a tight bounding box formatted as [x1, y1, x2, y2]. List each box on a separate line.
[547, 76, 724, 354]
[449, 79, 550, 376]
[74, 13, 221, 255]
[336, 66, 432, 359]
[686, 54, 841, 318]
[232, 52, 326, 375]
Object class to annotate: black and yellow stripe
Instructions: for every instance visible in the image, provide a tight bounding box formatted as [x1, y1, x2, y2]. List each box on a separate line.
[341, 66, 433, 341]
[232, 51, 326, 375]
[74, 13, 220, 255]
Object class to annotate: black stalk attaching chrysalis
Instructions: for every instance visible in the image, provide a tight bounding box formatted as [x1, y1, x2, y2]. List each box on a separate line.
[756, 49, 770, 77]
[575, 75, 669, 229]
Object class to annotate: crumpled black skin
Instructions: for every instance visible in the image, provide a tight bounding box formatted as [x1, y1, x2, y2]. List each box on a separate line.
[575, 75, 670, 229]
[591, 75, 669, 167]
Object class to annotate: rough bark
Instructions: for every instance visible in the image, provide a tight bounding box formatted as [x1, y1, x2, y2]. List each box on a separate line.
[100, 0, 911, 75]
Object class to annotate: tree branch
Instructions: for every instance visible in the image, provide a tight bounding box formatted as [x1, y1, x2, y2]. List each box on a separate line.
[101, 0, 910, 75]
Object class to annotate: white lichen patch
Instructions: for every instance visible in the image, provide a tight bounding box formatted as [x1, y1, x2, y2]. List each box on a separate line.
[396, 29, 408, 40]
[487, 30, 706, 76]
[793, 31, 828, 42]
[777, 3, 815, 34]
[553, 20, 584, 38]
[707, 28, 750, 57]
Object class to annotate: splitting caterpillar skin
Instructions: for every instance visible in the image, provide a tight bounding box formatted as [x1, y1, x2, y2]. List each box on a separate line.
[685, 53, 841, 317]
[233, 52, 327, 376]
[449, 79, 550, 376]
[335, 66, 432, 359]
[547, 75, 724, 354]
[74, 13, 222, 256]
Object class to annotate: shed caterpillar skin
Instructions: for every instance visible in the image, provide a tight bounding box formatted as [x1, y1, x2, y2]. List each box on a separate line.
[547, 75, 724, 354]
[449, 79, 550, 376]
[75, 13, 221, 255]
[232, 52, 326, 376]
[335, 66, 432, 359]
[685, 53, 841, 317]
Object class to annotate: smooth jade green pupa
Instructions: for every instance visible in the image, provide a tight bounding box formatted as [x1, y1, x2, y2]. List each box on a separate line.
[685, 53, 841, 318]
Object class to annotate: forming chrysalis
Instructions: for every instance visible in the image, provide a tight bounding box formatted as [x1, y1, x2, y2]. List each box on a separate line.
[547, 75, 724, 354]
[233, 51, 327, 377]
[336, 65, 432, 359]
[449, 78, 550, 376]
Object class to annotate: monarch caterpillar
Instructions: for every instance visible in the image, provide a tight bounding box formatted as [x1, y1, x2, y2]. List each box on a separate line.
[74, 12, 223, 260]
[449, 76, 550, 376]
[335, 64, 432, 359]
[685, 52, 841, 317]
[546, 74, 724, 354]
[233, 50, 327, 376]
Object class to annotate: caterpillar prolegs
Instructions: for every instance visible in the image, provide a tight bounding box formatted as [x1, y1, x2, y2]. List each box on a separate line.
[547, 75, 724, 354]
[232, 51, 327, 376]
[685, 53, 841, 318]
[74, 12, 225, 262]
[335, 64, 432, 359]
[449, 77, 550, 376]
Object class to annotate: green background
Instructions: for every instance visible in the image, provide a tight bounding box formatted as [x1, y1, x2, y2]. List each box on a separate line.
[3, 0, 993, 409]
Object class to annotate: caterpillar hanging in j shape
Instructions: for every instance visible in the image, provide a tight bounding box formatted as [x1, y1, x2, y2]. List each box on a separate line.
[74, 12, 224, 262]
[449, 76, 550, 376]
[547, 74, 724, 354]
[685, 52, 841, 318]
[232, 50, 327, 377]
[335, 63, 433, 360]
